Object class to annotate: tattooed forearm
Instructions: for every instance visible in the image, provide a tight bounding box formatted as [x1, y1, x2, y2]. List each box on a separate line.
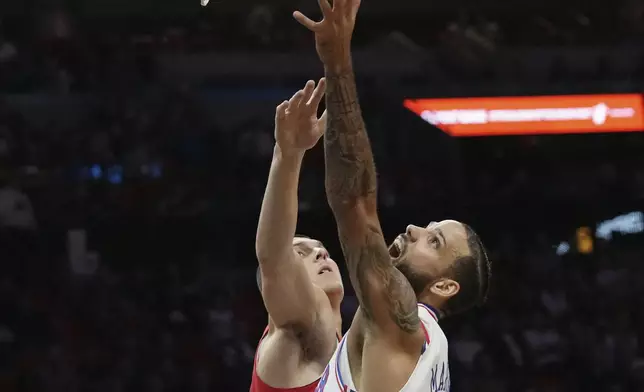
[324, 63, 419, 334]
[340, 226, 420, 334]
[323, 65, 377, 208]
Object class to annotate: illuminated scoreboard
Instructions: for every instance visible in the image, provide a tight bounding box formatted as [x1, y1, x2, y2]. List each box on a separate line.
[404, 94, 644, 137]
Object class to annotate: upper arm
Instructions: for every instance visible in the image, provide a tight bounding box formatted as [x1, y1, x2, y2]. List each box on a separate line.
[335, 203, 422, 343]
[258, 251, 321, 329]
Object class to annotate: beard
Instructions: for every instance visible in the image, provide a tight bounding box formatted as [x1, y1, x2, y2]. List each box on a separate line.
[395, 257, 434, 297]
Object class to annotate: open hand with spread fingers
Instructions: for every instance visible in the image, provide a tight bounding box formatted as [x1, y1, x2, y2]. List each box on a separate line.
[293, 0, 361, 70]
[275, 78, 327, 158]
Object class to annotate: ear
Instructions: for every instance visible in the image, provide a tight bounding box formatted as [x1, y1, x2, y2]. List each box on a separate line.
[429, 278, 460, 299]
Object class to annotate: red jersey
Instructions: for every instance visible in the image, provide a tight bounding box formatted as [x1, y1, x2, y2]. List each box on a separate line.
[250, 326, 341, 392]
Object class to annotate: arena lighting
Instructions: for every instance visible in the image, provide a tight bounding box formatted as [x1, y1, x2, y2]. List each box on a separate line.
[404, 94, 644, 136]
[596, 211, 644, 240]
[554, 211, 644, 256]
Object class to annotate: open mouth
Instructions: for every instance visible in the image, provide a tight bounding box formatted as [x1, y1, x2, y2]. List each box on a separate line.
[318, 266, 333, 275]
[388, 235, 405, 260]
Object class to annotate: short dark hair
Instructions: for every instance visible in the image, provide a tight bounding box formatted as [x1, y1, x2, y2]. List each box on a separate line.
[441, 224, 491, 316]
[256, 234, 310, 291]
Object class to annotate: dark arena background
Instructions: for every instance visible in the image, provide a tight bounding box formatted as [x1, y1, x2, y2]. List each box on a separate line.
[1, 0, 644, 390]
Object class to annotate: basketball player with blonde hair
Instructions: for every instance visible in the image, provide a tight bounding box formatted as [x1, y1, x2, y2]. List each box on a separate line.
[250, 79, 345, 392]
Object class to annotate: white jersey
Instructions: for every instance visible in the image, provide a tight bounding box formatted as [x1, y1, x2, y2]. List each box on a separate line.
[316, 304, 450, 392]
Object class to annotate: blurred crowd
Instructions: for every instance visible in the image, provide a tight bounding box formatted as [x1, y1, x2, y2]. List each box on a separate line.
[1, 122, 644, 392]
[0, 78, 643, 392]
[1, 1, 644, 391]
[0, 195, 637, 392]
[1, 1, 644, 94]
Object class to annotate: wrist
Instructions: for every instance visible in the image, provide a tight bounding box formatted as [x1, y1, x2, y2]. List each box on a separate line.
[274, 144, 305, 163]
[324, 54, 353, 75]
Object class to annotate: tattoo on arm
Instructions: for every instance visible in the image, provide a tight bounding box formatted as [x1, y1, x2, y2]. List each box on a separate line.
[323, 67, 377, 206]
[324, 66, 419, 334]
[340, 225, 420, 334]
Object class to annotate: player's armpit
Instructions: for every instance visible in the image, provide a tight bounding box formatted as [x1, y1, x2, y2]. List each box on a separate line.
[336, 206, 421, 338]
[259, 252, 321, 329]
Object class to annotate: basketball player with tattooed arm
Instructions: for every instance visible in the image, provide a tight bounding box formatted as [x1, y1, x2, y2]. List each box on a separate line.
[250, 80, 345, 392]
[293, 1, 491, 391]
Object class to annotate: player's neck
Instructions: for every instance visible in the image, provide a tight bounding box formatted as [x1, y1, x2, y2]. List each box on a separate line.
[324, 286, 343, 308]
[326, 291, 343, 334]
[332, 306, 342, 337]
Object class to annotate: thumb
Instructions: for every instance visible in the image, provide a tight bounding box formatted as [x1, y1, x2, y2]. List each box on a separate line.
[275, 101, 288, 121]
[317, 110, 328, 133]
[293, 11, 319, 32]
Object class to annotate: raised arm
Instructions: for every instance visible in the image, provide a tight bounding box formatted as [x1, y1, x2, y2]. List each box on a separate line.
[256, 79, 327, 328]
[294, 0, 420, 338]
[324, 65, 420, 336]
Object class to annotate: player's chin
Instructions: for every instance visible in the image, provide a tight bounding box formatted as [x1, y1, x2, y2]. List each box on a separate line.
[323, 283, 344, 297]
[318, 277, 343, 293]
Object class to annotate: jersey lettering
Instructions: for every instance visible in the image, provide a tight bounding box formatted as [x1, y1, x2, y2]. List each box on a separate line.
[430, 362, 450, 392]
[320, 304, 449, 392]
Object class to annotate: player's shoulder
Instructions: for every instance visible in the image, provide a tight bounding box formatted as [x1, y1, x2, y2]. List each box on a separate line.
[416, 303, 446, 340]
[416, 303, 440, 325]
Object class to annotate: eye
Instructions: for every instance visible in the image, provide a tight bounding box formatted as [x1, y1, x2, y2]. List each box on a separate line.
[429, 236, 440, 249]
[296, 250, 306, 257]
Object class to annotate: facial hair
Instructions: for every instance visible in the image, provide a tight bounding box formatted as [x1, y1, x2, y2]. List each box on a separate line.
[395, 257, 434, 297]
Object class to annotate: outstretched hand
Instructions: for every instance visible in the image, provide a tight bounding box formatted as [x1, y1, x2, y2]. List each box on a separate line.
[274, 78, 327, 157]
[293, 0, 361, 69]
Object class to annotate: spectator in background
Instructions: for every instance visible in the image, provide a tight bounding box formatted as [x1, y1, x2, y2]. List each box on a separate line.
[246, 5, 275, 47]
[0, 33, 17, 63]
[0, 176, 36, 231]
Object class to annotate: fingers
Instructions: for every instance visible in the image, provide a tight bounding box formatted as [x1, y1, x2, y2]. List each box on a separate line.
[300, 80, 316, 107]
[318, 0, 332, 16]
[333, 0, 346, 15]
[279, 79, 324, 120]
[335, 0, 357, 18]
[288, 89, 305, 110]
[292, 11, 318, 31]
[307, 78, 326, 109]
[349, 0, 361, 18]
[275, 101, 288, 121]
[334, 0, 358, 20]
[293, 0, 330, 29]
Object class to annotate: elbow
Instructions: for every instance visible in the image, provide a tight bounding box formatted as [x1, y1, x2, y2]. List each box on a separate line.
[255, 239, 290, 268]
[255, 240, 272, 265]
[254, 228, 279, 264]
[327, 194, 376, 222]
[326, 194, 355, 215]
[325, 177, 378, 218]
[256, 250, 277, 268]
[255, 235, 271, 264]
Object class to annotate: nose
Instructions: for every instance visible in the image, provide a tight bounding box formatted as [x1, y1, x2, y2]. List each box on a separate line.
[315, 248, 329, 261]
[406, 225, 422, 241]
